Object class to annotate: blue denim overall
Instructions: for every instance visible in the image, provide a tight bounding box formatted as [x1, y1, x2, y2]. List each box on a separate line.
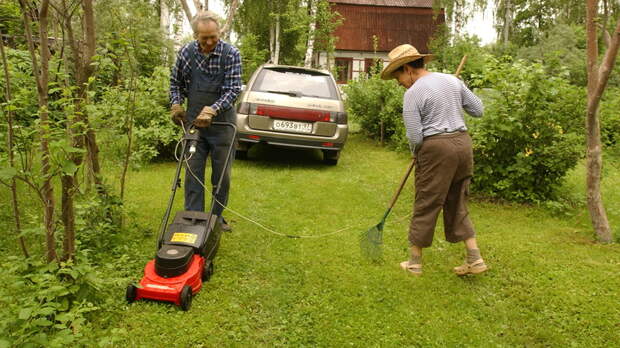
[184, 42, 235, 216]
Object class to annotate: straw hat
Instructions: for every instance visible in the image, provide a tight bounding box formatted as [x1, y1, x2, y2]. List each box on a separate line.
[380, 44, 433, 80]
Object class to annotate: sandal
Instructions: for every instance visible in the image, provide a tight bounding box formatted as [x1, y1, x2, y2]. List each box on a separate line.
[400, 261, 422, 276]
[453, 258, 488, 276]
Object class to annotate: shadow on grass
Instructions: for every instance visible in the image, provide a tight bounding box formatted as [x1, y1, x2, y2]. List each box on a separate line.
[239, 143, 330, 169]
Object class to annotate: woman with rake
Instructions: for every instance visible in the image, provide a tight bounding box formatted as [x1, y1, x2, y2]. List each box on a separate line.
[381, 44, 488, 276]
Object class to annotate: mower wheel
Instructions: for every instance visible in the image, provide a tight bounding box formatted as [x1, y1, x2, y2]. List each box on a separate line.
[180, 285, 193, 311]
[202, 261, 214, 281]
[126, 284, 137, 303]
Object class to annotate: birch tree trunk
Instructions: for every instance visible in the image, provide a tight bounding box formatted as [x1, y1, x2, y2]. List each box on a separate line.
[179, 0, 194, 24]
[304, 0, 317, 68]
[502, 0, 512, 45]
[19, 0, 57, 262]
[161, 0, 170, 37]
[274, 14, 280, 65]
[269, 20, 275, 62]
[585, 0, 620, 243]
[221, 0, 240, 41]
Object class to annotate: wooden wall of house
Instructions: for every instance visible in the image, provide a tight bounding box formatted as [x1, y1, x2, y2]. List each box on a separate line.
[331, 4, 445, 53]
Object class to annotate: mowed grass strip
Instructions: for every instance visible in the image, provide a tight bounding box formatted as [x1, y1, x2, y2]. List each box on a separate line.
[104, 133, 620, 347]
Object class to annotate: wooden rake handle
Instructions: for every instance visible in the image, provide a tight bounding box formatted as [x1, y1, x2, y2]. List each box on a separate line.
[455, 54, 468, 78]
[387, 158, 416, 210]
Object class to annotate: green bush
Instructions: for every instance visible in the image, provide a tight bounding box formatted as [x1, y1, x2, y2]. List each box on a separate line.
[343, 74, 408, 151]
[600, 87, 620, 157]
[0, 256, 103, 347]
[517, 23, 587, 87]
[88, 65, 177, 164]
[344, 54, 587, 203]
[469, 57, 586, 202]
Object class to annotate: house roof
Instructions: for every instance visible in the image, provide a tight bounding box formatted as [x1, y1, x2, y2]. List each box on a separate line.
[327, 0, 434, 8]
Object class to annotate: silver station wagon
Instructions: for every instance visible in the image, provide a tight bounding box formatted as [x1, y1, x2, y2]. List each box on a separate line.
[235, 64, 348, 165]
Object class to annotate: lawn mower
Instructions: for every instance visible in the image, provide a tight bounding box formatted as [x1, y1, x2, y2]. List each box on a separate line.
[125, 121, 237, 311]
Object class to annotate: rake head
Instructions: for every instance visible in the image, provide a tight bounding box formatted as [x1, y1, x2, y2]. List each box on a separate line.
[360, 221, 384, 262]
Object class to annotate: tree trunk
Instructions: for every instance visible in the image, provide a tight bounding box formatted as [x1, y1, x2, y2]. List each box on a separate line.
[274, 14, 280, 65]
[192, 0, 203, 12]
[269, 20, 275, 63]
[19, 0, 57, 262]
[179, 0, 194, 24]
[502, 0, 512, 45]
[120, 47, 136, 204]
[0, 30, 29, 258]
[161, 0, 170, 37]
[57, 0, 99, 260]
[221, 0, 240, 41]
[304, 0, 317, 68]
[585, 0, 620, 243]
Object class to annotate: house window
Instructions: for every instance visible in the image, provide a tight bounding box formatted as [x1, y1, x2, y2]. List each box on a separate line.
[365, 58, 382, 76]
[335, 57, 352, 83]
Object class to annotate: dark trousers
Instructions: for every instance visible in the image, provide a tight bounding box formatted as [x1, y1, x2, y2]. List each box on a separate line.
[184, 125, 233, 216]
[409, 131, 476, 248]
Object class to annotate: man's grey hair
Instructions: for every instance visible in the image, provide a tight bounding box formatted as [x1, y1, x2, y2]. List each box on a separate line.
[191, 11, 220, 33]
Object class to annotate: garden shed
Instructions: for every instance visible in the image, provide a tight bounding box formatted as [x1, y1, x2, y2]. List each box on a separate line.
[317, 0, 445, 83]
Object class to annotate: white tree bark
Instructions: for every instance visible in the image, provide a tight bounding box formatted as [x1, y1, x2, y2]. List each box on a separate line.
[160, 0, 171, 37]
[269, 21, 275, 62]
[304, 0, 317, 68]
[502, 0, 512, 45]
[221, 0, 240, 41]
[274, 14, 280, 64]
[179, 0, 193, 24]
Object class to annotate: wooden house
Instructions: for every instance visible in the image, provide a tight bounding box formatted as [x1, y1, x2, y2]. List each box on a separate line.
[317, 0, 445, 83]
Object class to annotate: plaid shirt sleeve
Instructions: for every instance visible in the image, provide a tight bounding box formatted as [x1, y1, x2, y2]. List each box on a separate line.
[211, 46, 242, 114]
[169, 45, 191, 106]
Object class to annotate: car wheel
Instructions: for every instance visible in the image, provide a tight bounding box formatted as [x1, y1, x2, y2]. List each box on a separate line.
[236, 150, 248, 160]
[235, 142, 252, 160]
[323, 150, 340, 165]
[125, 284, 137, 303]
[180, 285, 193, 311]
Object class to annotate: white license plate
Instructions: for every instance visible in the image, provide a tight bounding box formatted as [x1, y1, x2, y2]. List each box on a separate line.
[272, 120, 313, 134]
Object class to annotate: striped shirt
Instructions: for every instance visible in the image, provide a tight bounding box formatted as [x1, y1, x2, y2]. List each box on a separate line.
[403, 72, 483, 152]
[169, 40, 242, 113]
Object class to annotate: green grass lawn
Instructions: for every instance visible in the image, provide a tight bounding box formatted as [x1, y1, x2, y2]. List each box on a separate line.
[61, 133, 620, 346]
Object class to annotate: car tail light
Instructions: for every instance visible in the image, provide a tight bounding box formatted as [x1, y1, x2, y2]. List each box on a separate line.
[249, 135, 260, 140]
[330, 111, 348, 124]
[255, 104, 331, 122]
[322, 142, 334, 147]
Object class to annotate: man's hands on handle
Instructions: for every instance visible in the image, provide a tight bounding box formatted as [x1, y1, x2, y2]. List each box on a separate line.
[171, 104, 186, 125]
[193, 106, 216, 128]
[170, 104, 216, 128]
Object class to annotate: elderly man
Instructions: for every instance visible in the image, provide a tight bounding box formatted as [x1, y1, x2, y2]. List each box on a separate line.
[170, 12, 242, 231]
[381, 44, 487, 276]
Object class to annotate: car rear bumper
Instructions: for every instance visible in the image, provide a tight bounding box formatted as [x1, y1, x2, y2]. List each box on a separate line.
[236, 113, 348, 151]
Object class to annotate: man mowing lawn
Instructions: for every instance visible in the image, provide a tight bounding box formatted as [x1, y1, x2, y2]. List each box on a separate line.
[169, 11, 242, 231]
[381, 44, 488, 276]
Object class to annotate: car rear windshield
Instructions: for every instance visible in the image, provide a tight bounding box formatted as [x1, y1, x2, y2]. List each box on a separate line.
[251, 67, 339, 100]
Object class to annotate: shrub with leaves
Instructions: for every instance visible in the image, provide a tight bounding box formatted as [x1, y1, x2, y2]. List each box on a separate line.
[343, 74, 408, 151]
[0, 256, 103, 347]
[469, 57, 586, 202]
[600, 87, 620, 157]
[88, 65, 177, 164]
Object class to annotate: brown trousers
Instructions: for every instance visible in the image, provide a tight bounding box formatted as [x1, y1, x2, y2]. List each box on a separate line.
[409, 131, 475, 248]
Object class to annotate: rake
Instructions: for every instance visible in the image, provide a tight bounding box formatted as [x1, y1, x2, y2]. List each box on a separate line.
[360, 158, 415, 261]
[360, 55, 468, 261]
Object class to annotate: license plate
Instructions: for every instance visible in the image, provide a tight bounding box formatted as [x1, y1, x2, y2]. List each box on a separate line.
[272, 119, 313, 134]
